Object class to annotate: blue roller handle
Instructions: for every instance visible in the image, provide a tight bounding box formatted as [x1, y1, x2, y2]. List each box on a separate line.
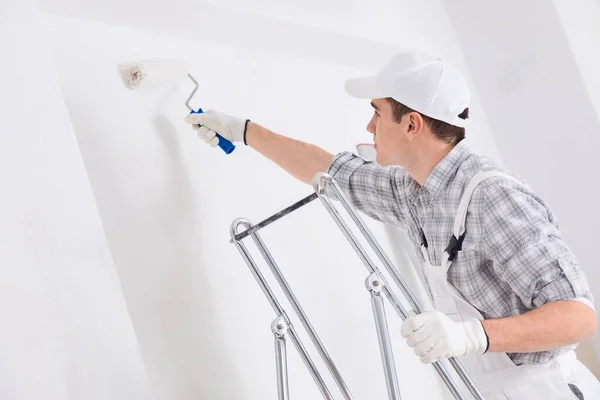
[190, 108, 236, 155]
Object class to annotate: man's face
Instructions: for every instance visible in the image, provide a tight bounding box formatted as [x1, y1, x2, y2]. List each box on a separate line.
[367, 98, 412, 166]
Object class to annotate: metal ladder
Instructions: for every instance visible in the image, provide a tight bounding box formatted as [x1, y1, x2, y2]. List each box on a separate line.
[230, 173, 485, 400]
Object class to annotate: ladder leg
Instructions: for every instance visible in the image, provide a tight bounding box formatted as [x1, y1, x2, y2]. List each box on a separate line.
[231, 219, 335, 400]
[366, 273, 402, 400]
[250, 229, 355, 400]
[272, 316, 290, 400]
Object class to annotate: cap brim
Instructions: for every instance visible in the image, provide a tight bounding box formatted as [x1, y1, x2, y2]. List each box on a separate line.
[345, 75, 388, 99]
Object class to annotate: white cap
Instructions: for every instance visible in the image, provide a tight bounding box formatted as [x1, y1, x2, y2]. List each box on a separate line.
[345, 51, 470, 127]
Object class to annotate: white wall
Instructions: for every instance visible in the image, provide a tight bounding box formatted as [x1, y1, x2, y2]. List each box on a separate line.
[0, 1, 151, 399]
[553, 0, 600, 128]
[442, 0, 600, 356]
[38, 5, 488, 398]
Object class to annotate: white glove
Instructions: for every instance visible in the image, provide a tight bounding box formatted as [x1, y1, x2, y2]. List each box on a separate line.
[401, 311, 488, 364]
[185, 110, 249, 147]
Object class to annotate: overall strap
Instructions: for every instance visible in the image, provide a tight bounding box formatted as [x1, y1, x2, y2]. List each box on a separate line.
[444, 170, 522, 263]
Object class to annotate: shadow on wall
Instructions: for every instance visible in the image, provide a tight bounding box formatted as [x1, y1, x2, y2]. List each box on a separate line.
[151, 113, 248, 398]
[51, 39, 245, 399]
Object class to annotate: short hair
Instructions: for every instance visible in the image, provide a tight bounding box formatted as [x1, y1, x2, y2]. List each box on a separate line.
[386, 98, 468, 145]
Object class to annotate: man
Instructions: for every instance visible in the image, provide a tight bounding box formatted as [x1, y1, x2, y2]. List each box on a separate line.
[185, 51, 600, 398]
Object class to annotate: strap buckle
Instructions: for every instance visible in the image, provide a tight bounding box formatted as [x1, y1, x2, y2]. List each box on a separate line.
[445, 234, 465, 261]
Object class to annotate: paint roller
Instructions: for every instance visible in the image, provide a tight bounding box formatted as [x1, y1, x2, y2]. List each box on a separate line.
[119, 59, 236, 154]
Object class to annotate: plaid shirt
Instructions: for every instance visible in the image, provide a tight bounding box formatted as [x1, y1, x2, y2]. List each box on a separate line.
[328, 139, 593, 365]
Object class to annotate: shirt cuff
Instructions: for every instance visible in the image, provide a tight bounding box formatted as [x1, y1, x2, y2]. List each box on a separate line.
[327, 151, 357, 177]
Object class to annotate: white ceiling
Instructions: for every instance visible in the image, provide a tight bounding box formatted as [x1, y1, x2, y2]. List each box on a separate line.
[38, 0, 406, 70]
[195, 0, 454, 53]
[38, 0, 488, 90]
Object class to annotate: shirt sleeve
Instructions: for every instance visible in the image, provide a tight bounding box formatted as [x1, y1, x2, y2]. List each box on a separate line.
[326, 152, 410, 227]
[479, 179, 594, 311]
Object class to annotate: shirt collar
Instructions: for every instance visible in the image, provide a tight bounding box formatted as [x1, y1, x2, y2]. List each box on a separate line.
[414, 139, 474, 196]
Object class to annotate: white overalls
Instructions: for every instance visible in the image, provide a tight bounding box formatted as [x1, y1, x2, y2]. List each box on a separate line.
[419, 171, 600, 399]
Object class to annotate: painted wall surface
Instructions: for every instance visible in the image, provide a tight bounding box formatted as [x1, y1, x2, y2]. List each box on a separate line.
[553, 0, 600, 138]
[45, 15, 457, 400]
[442, 0, 600, 357]
[0, 1, 151, 399]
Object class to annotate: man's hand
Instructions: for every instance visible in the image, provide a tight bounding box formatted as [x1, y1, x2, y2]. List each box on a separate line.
[401, 311, 488, 364]
[185, 110, 249, 147]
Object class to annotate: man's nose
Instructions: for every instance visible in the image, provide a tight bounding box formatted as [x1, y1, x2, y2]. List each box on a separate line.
[367, 115, 376, 134]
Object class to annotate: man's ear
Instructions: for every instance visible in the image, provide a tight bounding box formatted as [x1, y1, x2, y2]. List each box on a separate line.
[407, 112, 425, 139]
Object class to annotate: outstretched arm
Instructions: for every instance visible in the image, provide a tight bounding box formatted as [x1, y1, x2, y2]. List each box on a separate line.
[245, 122, 333, 184]
[186, 111, 412, 226]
